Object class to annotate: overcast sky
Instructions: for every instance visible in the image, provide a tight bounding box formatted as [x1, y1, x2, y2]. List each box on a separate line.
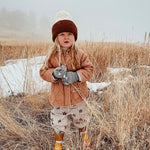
[0, 0, 150, 42]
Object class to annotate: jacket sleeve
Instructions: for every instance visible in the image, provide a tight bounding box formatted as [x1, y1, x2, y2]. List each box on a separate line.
[39, 56, 58, 83]
[76, 50, 94, 82]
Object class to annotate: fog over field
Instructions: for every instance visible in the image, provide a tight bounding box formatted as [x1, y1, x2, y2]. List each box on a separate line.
[0, 0, 150, 42]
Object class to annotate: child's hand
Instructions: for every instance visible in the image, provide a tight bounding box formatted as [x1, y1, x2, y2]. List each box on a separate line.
[62, 72, 79, 85]
[52, 65, 67, 79]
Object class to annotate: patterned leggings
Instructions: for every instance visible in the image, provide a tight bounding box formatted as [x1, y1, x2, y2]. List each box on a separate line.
[50, 101, 90, 134]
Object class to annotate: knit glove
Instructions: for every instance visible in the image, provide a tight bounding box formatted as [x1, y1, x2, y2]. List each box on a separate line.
[62, 72, 79, 85]
[52, 65, 67, 79]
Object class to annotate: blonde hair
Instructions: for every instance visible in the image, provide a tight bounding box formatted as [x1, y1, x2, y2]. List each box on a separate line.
[41, 38, 79, 70]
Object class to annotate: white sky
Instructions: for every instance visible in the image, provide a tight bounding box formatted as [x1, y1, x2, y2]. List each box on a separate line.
[0, 0, 150, 42]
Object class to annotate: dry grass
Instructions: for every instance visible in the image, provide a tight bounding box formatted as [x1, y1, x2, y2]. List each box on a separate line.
[0, 38, 51, 66]
[0, 38, 150, 150]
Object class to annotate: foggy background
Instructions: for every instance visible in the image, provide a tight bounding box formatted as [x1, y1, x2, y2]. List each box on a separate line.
[0, 0, 150, 42]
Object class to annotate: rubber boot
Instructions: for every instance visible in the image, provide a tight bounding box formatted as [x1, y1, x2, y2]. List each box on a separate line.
[54, 132, 64, 150]
[79, 127, 91, 147]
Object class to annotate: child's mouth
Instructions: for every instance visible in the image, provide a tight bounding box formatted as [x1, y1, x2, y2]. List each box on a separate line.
[64, 41, 69, 43]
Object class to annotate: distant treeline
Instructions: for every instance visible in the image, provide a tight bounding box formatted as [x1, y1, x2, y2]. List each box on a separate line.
[0, 7, 49, 35]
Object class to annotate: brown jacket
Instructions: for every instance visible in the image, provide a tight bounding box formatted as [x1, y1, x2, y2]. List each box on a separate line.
[39, 48, 94, 107]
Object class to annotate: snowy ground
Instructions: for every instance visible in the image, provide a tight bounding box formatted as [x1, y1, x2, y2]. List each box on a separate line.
[0, 56, 149, 98]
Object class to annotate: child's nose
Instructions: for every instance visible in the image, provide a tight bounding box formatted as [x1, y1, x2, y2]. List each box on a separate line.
[64, 35, 69, 39]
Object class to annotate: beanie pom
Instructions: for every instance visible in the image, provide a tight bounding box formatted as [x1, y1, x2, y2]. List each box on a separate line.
[55, 10, 72, 23]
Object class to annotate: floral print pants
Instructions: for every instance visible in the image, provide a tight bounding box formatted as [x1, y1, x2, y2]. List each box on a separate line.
[50, 101, 90, 134]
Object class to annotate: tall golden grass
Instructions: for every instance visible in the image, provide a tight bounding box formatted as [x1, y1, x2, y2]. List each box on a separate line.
[0, 38, 150, 149]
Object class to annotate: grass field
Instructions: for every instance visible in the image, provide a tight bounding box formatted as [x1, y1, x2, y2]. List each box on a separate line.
[0, 38, 150, 150]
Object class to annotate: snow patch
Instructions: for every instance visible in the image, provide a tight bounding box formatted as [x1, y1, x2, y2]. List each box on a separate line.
[107, 67, 131, 74]
[87, 82, 111, 92]
[1, 56, 148, 98]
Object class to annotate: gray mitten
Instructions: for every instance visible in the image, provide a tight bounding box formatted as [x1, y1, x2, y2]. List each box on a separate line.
[62, 72, 79, 85]
[52, 65, 67, 79]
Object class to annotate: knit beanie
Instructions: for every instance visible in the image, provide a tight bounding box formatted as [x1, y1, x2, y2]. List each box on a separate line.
[52, 11, 78, 42]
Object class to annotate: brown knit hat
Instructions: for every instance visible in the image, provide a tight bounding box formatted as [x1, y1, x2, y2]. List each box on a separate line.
[52, 11, 78, 42]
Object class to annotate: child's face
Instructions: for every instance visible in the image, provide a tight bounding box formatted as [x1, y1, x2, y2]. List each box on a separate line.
[57, 32, 75, 48]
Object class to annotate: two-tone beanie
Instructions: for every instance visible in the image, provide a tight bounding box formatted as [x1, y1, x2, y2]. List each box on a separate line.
[52, 11, 78, 42]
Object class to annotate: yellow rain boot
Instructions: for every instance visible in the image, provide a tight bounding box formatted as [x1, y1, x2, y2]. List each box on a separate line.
[54, 132, 64, 150]
[79, 127, 91, 147]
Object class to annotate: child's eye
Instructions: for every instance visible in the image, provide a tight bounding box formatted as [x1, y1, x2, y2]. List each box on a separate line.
[68, 33, 73, 35]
